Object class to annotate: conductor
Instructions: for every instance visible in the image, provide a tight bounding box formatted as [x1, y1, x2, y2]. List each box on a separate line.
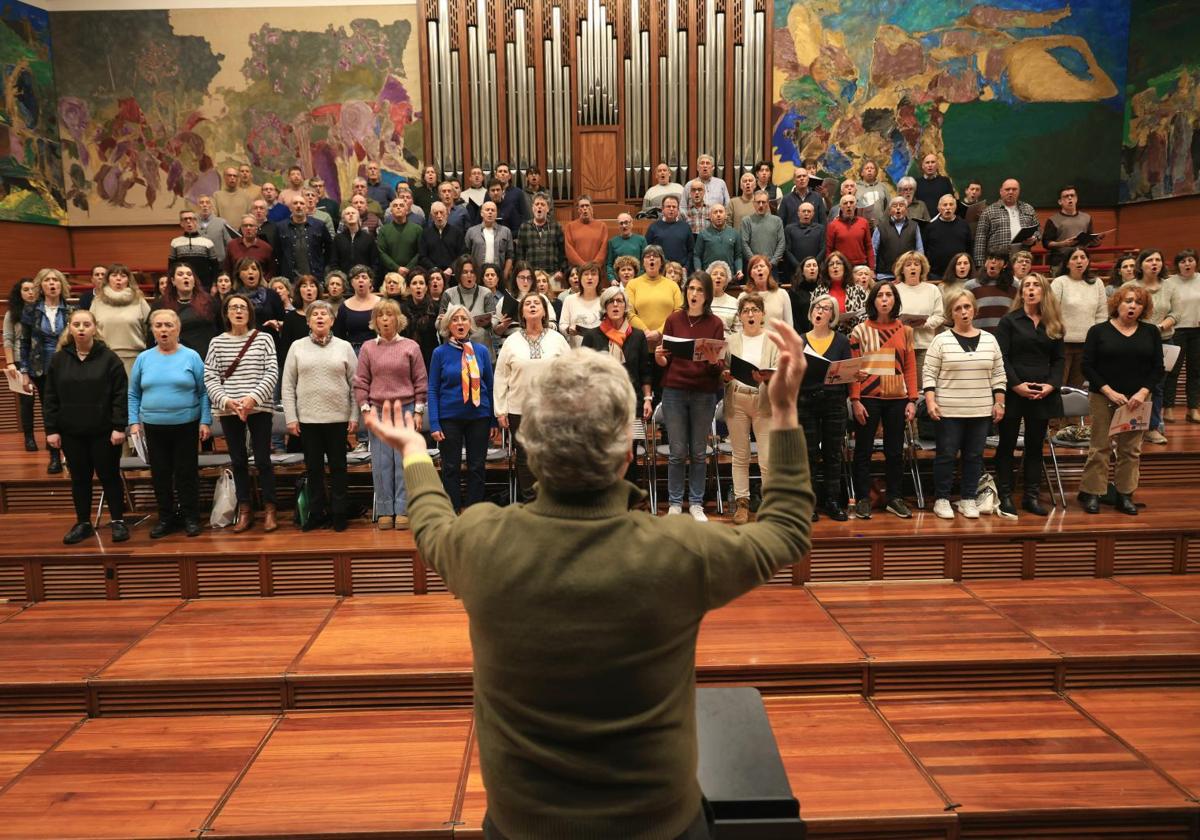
[364, 320, 815, 840]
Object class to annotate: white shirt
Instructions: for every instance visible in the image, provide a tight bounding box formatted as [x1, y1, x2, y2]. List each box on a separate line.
[482, 226, 496, 264]
[1005, 203, 1021, 237]
[737, 332, 766, 369]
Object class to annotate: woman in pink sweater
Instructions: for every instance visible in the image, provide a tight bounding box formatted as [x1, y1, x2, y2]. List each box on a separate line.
[354, 299, 428, 529]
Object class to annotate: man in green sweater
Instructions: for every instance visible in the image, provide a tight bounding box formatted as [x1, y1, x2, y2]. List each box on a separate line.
[365, 324, 814, 840]
[376, 198, 422, 277]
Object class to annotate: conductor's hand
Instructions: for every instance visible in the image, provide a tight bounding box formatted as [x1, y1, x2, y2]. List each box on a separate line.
[765, 319, 807, 430]
[363, 400, 428, 459]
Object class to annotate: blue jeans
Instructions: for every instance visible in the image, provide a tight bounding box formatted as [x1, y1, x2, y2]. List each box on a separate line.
[933, 415, 990, 500]
[368, 402, 411, 516]
[662, 387, 717, 506]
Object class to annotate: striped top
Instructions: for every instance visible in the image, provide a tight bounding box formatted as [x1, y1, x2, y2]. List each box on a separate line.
[848, 320, 918, 401]
[922, 330, 1006, 418]
[203, 331, 279, 415]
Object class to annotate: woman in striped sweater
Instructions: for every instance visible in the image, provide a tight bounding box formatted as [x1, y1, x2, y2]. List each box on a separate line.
[923, 289, 1006, 520]
[204, 294, 280, 532]
[849, 282, 918, 519]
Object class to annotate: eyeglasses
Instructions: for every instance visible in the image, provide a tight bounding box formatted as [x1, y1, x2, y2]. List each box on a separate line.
[227, 304, 249, 312]
[813, 304, 835, 312]
[741, 307, 763, 314]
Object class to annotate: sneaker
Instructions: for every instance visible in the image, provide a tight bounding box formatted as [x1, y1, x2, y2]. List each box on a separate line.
[353, 442, 369, 453]
[110, 520, 130, 543]
[1145, 429, 1168, 445]
[689, 505, 708, 522]
[885, 498, 912, 519]
[667, 505, 683, 516]
[933, 498, 955, 519]
[854, 499, 872, 519]
[960, 498, 980, 519]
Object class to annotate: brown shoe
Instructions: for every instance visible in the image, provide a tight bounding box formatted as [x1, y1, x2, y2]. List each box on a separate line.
[262, 503, 278, 533]
[1189, 409, 1200, 424]
[732, 498, 750, 525]
[394, 515, 410, 530]
[231, 503, 253, 533]
[376, 515, 394, 530]
[1164, 407, 1177, 423]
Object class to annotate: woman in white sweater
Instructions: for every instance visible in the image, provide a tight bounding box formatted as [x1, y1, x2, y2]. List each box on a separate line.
[89, 264, 151, 379]
[558, 262, 604, 346]
[923, 289, 1006, 520]
[893, 250, 946, 374]
[281, 300, 360, 531]
[1050, 247, 1107, 388]
[495, 293, 570, 501]
[1165, 248, 1200, 423]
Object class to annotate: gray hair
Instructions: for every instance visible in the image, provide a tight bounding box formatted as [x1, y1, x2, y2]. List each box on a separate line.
[809, 293, 841, 327]
[437, 303, 472, 339]
[896, 176, 917, 191]
[306, 300, 335, 320]
[598, 285, 626, 310]
[890, 195, 909, 208]
[519, 348, 635, 494]
[706, 260, 731, 280]
[641, 244, 665, 263]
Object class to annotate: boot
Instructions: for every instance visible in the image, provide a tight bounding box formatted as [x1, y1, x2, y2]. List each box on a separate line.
[998, 493, 1018, 518]
[1115, 493, 1138, 516]
[23, 434, 37, 452]
[1022, 494, 1050, 516]
[47, 448, 62, 474]
[1078, 492, 1101, 514]
[231, 503, 253, 533]
[732, 498, 750, 525]
[262, 503, 278, 533]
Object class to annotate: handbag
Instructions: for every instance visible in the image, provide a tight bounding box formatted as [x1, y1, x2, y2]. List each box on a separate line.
[294, 476, 311, 529]
[210, 468, 237, 528]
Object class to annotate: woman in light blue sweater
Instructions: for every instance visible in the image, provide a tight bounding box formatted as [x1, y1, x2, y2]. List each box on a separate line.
[129, 308, 212, 538]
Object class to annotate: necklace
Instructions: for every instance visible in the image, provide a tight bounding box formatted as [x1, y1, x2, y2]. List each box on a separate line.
[687, 312, 704, 328]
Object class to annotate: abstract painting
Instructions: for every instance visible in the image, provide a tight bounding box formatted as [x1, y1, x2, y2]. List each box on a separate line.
[772, 1, 1131, 206]
[1120, 0, 1200, 203]
[0, 0, 65, 225]
[51, 6, 422, 225]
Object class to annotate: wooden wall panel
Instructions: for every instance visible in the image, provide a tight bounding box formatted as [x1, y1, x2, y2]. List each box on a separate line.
[69, 226, 175, 274]
[0, 222, 71, 287]
[1118, 195, 1200, 263]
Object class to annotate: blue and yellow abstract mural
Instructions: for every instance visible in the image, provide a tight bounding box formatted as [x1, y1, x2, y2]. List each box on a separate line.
[772, 1, 1131, 206]
[1121, 0, 1200, 203]
[51, 6, 422, 225]
[0, 0, 65, 225]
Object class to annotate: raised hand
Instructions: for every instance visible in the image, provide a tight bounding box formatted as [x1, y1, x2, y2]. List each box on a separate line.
[764, 319, 807, 427]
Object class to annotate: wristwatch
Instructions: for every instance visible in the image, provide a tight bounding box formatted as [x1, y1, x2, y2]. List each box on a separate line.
[414, 403, 426, 414]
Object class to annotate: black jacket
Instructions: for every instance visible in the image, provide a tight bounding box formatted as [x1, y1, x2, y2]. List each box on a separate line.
[995, 309, 1064, 418]
[333, 227, 381, 279]
[44, 340, 128, 436]
[580, 326, 652, 397]
[419, 222, 467, 273]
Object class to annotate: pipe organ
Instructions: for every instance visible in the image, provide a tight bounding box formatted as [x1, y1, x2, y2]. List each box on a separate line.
[420, 0, 769, 204]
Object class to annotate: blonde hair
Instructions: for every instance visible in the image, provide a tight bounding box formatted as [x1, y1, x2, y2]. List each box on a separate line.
[892, 250, 930, 283]
[942, 288, 978, 322]
[34, 268, 66, 298]
[57, 308, 96, 350]
[369, 297, 408, 334]
[383, 272, 406, 297]
[1006, 273, 1064, 339]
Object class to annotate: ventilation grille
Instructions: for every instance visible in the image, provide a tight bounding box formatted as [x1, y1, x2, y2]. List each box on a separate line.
[883, 543, 943, 579]
[41, 564, 107, 600]
[1035, 540, 1095, 578]
[808, 545, 872, 581]
[1112, 537, 1175, 575]
[1, 483, 76, 512]
[961, 542, 1023, 579]
[116, 562, 182, 599]
[94, 681, 283, 716]
[270, 556, 336, 595]
[0, 563, 26, 600]
[351, 556, 416, 595]
[1189, 537, 1200, 574]
[196, 559, 263, 597]
[425, 567, 449, 594]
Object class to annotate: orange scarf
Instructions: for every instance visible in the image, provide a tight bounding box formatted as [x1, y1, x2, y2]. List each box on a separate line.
[457, 341, 481, 406]
[600, 319, 631, 348]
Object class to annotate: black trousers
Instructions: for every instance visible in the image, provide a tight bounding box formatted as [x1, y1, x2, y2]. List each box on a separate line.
[32, 374, 55, 450]
[438, 416, 490, 510]
[60, 432, 124, 523]
[144, 421, 200, 520]
[1167, 327, 1200, 410]
[16, 392, 34, 437]
[852, 397, 907, 500]
[995, 395, 1050, 497]
[800, 388, 847, 505]
[220, 412, 276, 504]
[507, 414, 536, 502]
[300, 421, 349, 519]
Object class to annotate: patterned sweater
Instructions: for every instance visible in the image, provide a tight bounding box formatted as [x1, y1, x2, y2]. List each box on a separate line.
[849, 319, 918, 401]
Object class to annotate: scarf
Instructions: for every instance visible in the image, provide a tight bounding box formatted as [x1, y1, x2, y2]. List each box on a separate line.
[451, 338, 481, 406]
[310, 332, 332, 347]
[600, 318, 631, 348]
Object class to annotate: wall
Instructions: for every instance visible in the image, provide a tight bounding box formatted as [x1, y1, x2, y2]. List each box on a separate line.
[771, 1, 1131, 206]
[1117, 195, 1200, 262]
[0, 220, 69, 281]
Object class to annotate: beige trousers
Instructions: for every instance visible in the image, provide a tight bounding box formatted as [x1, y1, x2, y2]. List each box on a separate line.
[1081, 392, 1145, 495]
[725, 389, 771, 499]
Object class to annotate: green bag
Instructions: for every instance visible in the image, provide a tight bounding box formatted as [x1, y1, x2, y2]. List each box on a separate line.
[294, 477, 311, 529]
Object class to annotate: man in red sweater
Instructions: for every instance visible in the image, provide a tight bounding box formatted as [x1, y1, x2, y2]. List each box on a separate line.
[564, 195, 608, 269]
[826, 194, 874, 271]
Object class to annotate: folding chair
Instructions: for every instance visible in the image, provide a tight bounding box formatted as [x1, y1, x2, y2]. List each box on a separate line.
[1046, 386, 1091, 508]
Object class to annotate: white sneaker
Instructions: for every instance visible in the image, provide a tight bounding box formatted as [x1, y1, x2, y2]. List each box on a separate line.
[667, 505, 683, 516]
[353, 442, 369, 453]
[933, 498, 955, 519]
[960, 498, 980, 519]
[690, 506, 709, 522]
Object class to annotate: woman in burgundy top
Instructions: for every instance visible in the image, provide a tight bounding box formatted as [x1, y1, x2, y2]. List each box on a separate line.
[654, 271, 725, 519]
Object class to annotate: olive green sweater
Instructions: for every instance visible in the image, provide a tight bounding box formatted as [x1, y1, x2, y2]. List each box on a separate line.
[404, 427, 813, 840]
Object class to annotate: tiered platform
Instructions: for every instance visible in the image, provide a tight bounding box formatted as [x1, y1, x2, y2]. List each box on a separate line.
[1, 581, 1199, 838]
